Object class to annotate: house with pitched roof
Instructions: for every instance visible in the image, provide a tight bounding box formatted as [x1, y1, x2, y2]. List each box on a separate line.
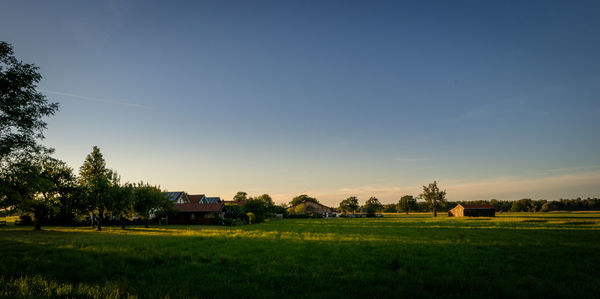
[448, 204, 495, 217]
[167, 192, 225, 224]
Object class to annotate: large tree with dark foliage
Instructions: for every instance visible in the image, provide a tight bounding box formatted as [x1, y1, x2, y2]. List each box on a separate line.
[339, 196, 359, 214]
[79, 146, 113, 231]
[0, 152, 76, 230]
[363, 197, 383, 217]
[133, 182, 168, 228]
[398, 195, 417, 215]
[420, 181, 446, 217]
[0, 41, 58, 160]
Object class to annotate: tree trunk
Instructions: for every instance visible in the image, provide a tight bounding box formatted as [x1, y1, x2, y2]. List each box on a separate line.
[90, 213, 95, 228]
[433, 207, 437, 217]
[33, 210, 43, 230]
[97, 209, 103, 231]
[145, 218, 149, 228]
[406, 209, 409, 215]
[121, 217, 126, 230]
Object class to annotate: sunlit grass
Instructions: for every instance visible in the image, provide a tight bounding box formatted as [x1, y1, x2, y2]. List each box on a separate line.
[1, 212, 599, 298]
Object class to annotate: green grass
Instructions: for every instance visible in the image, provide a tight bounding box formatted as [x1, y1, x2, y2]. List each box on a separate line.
[1, 213, 599, 298]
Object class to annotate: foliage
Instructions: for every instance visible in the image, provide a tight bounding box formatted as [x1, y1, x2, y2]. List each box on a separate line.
[383, 204, 397, 213]
[0, 42, 59, 160]
[223, 203, 244, 219]
[132, 182, 167, 228]
[339, 196, 359, 214]
[106, 181, 134, 229]
[233, 191, 247, 202]
[420, 181, 446, 217]
[397, 195, 417, 214]
[246, 212, 255, 224]
[290, 204, 306, 216]
[511, 198, 536, 212]
[289, 194, 319, 206]
[363, 197, 383, 217]
[271, 204, 287, 215]
[78, 146, 112, 230]
[243, 198, 269, 223]
[0, 153, 75, 229]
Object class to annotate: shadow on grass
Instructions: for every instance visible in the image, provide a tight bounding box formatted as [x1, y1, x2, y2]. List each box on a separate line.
[1, 226, 600, 298]
[559, 221, 596, 225]
[500, 215, 600, 219]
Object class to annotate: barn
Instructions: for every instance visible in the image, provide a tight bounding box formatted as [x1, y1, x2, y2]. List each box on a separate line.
[449, 204, 495, 217]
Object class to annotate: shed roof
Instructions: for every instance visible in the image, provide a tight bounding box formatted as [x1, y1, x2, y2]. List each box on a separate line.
[459, 204, 495, 210]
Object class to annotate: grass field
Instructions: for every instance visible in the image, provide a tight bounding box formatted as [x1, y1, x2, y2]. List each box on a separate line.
[1, 213, 599, 298]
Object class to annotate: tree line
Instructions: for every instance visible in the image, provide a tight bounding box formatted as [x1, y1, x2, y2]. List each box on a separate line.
[1, 146, 172, 230]
[338, 181, 447, 216]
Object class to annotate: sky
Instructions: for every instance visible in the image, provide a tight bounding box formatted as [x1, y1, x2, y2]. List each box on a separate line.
[1, 0, 599, 206]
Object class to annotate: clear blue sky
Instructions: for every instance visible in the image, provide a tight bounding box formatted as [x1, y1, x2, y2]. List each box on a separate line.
[2, 0, 599, 205]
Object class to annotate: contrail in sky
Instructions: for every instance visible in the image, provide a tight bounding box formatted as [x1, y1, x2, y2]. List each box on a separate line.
[40, 89, 153, 110]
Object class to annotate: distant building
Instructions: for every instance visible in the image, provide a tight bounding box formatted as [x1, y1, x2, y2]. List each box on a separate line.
[170, 193, 224, 224]
[287, 200, 337, 217]
[449, 204, 495, 217]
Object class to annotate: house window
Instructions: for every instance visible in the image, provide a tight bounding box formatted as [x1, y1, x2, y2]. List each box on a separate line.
[191, 213, 195, 220]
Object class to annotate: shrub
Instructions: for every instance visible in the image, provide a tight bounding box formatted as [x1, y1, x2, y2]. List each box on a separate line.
[247, 212, 256, 224]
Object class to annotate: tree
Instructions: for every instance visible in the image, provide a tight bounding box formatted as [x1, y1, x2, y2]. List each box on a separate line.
[290, 194, 319, 206]
[79, 146, 112, 231]
[256, 194, 274, 207]
[511, 198, 535, 212]
[255, 193, 278, 213]
[363, 197, 383, 217]
[397, 195, 417, 215]
[383, 204, 397, 213]
[0, 41, 58, 160]
[339, 196, 359, 214]
[233, 191, 248, 202]
[0, 153, 75, 230]
[243, 198, 268, 223]
[132, 182, 166, 228]
[420, 181, 447, 217]
[106, 179, 134, 230]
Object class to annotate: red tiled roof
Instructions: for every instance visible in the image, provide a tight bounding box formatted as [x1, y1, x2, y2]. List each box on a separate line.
[188, 194, 206, 204]
[223, 200, 247, 206]
[460, 204, 495, 209]
[174, 202, 223, 212]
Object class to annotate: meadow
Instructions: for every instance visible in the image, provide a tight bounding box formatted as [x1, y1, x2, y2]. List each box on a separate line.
[1, 213, 599, 298]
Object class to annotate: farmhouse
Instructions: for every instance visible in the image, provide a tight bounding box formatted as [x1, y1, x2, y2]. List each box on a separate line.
[287, 200, 337, 217]
[170, 193, 225, 224]
[449, 204, 495, 217]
